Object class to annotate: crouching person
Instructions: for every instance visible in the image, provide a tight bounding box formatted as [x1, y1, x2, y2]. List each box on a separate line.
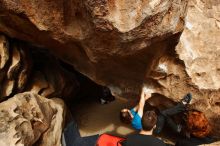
[121, 110, 166, 146]
[175, 110, 214, 146]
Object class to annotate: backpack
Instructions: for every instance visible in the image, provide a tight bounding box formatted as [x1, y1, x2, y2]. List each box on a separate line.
[96, 134, 125, 146]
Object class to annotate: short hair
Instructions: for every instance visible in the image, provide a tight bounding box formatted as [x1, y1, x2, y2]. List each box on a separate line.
[186, 111, 212, 138]
[120, 110, 132, 124]
[141, 111, 157, 131]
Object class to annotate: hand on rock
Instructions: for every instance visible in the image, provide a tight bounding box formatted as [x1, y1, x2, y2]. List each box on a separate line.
[141, 87, 154, 100]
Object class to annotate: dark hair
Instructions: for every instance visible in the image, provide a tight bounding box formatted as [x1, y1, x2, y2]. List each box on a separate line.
[120, 110, 132, 124]
[141, 111, 157, 131]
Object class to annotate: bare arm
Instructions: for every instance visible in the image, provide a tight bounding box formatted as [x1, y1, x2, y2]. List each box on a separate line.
[132, 104, 139, 112]
[137, 89, 151, 118]
[137, 93, 146, 118]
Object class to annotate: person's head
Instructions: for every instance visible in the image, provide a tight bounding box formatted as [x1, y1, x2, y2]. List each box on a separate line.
[120, 109, 133, 124]
[141, 110, 157, 131]
[186, 111, 212, 138]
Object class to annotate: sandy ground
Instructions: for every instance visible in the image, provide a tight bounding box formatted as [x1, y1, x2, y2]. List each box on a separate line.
[71, 97, 135, 137]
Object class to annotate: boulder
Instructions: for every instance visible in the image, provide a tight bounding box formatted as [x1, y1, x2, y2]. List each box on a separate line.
[0, 35, 9, 69]
[176, 0, 220, 90]
[0, 92, 65, 146]
[0, 35, 79, 102]
[0, 0, 188, 97]
[17, 46, 32, 92]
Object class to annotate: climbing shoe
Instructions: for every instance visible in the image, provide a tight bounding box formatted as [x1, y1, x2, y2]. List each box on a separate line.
[181, 93, 192, 105]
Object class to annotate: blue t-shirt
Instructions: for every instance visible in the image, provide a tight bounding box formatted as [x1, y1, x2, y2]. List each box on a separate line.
[130, 108, 142, 130]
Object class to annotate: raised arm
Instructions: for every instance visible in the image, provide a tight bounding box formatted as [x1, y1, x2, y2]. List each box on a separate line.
[132, 104, 139, 112]
[137, 88, 152, 117]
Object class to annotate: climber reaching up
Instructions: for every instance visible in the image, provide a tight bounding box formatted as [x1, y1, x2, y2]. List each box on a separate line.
[120, 90, 193, 132]
[120, 87, 153, 130]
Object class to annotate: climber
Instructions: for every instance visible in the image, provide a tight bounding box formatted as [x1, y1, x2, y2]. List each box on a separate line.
[120, 87, 153, 130]
[120, 89, 192, 133]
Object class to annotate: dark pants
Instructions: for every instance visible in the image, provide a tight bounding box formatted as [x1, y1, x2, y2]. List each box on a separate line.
[154, 103, 186, 134]
[63, 120, 99, 146]
[175, 137, 214, 146]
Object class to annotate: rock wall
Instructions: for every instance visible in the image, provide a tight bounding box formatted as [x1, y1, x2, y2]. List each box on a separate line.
[176, 0, 220, 90]
[0, 0, 188, 97]
[0, 35, 79, 102]
[178, 0, 220, 138]
[0, 92, 65, 146]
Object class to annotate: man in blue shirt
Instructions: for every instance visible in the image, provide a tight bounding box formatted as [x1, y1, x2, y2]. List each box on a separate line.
[120, 87, 152, 130]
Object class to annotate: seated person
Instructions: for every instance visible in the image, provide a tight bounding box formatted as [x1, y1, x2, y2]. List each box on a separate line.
[120, 87, 152, 130]
[186, 110, 212, 138]
[175, 110, 213, 146]
[154, 93, 193, 135]
[121, 110, 166, 146]
[151, 94, 214, 145]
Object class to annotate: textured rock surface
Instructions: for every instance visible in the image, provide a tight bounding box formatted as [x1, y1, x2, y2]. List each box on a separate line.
[0, 0, 187, 97]
[0, 35, 79, 102]
[176, 0, 220, 90]
[0, 35, 32, 99]
[0, 92, 65, 146]
[177, 0, 220, 138]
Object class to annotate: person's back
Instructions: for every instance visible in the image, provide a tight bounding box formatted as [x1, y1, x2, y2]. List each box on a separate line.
[122, 133, 166, 146]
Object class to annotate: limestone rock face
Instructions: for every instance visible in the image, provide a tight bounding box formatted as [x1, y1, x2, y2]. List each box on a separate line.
[0, 92, 65, 146]
[175, 0, 220, 138]
[0, 0, 187, 96]
[0, 35, 32, 99]
[0, 35, 79, 102]
[176, 0, 220, 90]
